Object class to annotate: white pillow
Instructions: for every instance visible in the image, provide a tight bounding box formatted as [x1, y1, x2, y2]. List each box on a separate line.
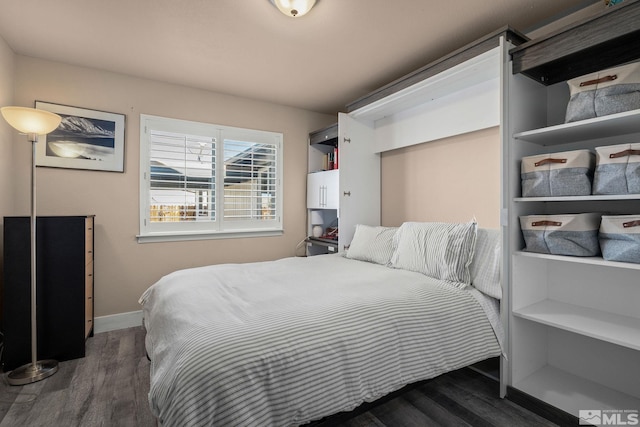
[469, 228, 502, 299]
[346, 224, 397, 265]
[390, 221, 477, 288]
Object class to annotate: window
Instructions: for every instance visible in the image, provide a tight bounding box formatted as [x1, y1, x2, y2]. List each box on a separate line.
[139, 115, 282, 242]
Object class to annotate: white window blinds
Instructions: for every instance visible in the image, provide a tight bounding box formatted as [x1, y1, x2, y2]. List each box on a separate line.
[139, 115, 283, 242]
[149, 131, 216, 222]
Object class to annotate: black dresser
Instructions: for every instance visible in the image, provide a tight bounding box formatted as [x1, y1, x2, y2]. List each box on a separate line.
[2, 215, 94, 371]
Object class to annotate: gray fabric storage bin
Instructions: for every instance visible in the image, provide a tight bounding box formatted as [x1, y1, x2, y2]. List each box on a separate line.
[592, 143, 640, 195]
[521, 150, 594, 197]
[520, 213, 602, 256]
[599, 215, 640, 264]
[565, 62, 640, 123]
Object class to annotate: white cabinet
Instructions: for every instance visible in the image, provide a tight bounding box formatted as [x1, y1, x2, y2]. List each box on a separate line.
[506, 81, 640, 418]
[307, 169, 339, 209]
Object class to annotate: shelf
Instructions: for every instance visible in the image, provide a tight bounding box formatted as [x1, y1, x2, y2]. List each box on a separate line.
[514, 365, 640, 417]
[513, 109, 640, 146]
[514, 251, 640, 271]
[305, 237, 338, 249]
[309, 123, 338, 146]
[513, 299, 640, 351]
[514, 194, 640, 202]
[509, 0, 640, 86]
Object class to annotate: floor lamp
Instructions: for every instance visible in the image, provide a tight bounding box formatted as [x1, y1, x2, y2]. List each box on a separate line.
[1, 106, 62, 385]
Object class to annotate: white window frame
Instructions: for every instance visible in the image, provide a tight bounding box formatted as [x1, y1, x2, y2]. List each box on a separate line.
[138, 114, 283, 243]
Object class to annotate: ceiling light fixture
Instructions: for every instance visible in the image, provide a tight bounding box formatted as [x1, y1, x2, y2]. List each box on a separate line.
[269, 0, 317, 17]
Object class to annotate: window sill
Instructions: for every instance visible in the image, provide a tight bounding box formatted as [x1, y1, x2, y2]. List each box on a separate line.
[137, 229, 283, 243]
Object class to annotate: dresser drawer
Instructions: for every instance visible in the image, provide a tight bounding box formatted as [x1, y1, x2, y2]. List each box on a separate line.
[85, 217, 94, 265]
[85, 261, 94, 338]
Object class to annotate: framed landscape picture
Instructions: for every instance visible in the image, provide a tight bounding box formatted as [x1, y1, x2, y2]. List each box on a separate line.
[35, 101, 125, 172]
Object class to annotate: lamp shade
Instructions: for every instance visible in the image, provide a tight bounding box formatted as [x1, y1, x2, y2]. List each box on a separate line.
[310, 209, 323, 225]
[270, 0, 316, 17]
[1, 106, 61, 135]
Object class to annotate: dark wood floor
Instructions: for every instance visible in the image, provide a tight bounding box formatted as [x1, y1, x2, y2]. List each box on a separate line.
[0, 327, 557, 427]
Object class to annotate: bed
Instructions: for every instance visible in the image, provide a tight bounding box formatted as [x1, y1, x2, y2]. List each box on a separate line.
[140, 221, 503, 426]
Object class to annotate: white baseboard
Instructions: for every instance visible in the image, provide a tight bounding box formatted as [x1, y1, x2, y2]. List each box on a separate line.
[93, 310, 143, 334]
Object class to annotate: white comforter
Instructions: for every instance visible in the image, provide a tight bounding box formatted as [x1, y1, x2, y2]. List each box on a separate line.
[140, 254, 501, 427]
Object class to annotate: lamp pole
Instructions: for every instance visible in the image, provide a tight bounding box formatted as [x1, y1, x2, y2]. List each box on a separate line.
[29, 133, 39, 375]
[1, 106, 61, 385]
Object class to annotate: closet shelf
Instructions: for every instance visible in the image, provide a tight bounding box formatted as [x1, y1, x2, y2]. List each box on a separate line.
[514, 365, 640, 417]
[513, 109, 640, 146]
[514, 194, 640, 202]
[514, 251, 640, 271]
[513, 299, 640, 351]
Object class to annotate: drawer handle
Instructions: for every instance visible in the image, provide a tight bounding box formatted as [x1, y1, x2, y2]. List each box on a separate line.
[88, 319, 92, 323]
[623, 220, 640, 228]
[88, 296, 92, 300]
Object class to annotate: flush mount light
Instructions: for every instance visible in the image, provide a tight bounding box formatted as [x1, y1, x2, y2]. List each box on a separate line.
[269, 0, 317, 17]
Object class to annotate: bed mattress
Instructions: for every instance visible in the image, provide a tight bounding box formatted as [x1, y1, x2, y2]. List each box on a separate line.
[139, 254, 502, 426]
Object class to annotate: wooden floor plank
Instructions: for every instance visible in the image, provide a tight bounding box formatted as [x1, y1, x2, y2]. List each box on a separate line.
[401, 388, 473, 427]
[340, 411, 386, 427]
[417, 382, 496, 427]
[426, 371, 557, 427]
[369, 396, 440, 427]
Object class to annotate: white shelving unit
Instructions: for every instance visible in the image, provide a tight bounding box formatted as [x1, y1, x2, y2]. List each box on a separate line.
[506, 65, 640, 416]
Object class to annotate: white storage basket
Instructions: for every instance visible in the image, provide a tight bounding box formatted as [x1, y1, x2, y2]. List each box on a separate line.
[592, 143, 640, 195]
[521, 150, 594, 197]
[599, 215, 640, 264]
[565, 61, 640, 123]
[520, 213, 602, 256]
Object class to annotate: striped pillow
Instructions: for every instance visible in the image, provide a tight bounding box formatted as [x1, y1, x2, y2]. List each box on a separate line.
[470, 228, 502, 299]
[346, 224, 397, 265]
[390, 221, 477, 287]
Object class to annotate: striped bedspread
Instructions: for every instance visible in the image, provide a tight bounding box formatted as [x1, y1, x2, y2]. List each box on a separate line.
[139, 254, 501, 427]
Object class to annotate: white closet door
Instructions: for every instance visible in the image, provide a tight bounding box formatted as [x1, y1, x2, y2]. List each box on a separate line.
[338, 112, 380, 251]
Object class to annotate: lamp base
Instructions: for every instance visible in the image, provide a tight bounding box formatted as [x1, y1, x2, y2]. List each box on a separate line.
[7, 359, 58, 386]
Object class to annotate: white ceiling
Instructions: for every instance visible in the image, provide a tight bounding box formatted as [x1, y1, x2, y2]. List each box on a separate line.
[0, 0, 597, 115]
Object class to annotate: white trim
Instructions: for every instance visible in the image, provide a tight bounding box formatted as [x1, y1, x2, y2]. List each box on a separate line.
[137, 228, 283, 243]
[93, 310, 144, 333]
[139, 114, 284, 241]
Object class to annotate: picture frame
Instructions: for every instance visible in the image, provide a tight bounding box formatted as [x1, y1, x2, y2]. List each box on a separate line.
[35, 101, 125, 172]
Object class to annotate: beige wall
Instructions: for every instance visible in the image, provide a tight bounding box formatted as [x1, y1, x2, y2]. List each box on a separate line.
[12, 56, 333, 317]
[380, 126, 500, 229]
